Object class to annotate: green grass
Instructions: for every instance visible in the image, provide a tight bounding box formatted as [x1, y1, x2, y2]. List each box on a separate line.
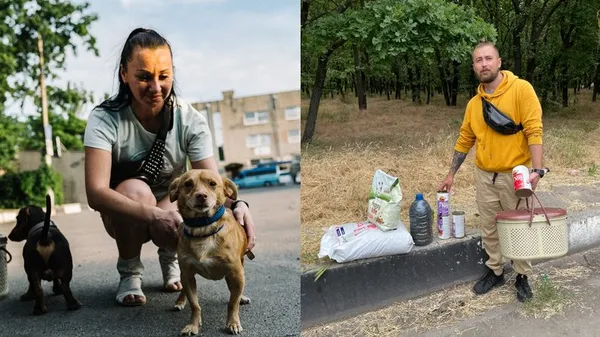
[589, 163, 599, 176]
[521, 274, 569, 319]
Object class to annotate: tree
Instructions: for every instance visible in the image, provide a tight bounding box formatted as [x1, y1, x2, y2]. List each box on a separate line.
[301, 0, 496, 143]
[0, 114, 26, 172]
[6, 0, 99, 103]
[301, 0, 356, 143]
[0, 0, 99, 169]
[22, 83, 93, 151]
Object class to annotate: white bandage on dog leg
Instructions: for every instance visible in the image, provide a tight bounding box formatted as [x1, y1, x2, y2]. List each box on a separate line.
[158, 247, 180, 288]
[115, 256, 145, 304]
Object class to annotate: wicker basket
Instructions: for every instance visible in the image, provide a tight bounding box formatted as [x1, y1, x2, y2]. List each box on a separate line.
[496, 195, 568, 260]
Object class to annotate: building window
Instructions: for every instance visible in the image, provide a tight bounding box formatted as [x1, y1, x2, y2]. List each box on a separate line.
[243, 111, 269, 125]
[284, 106, 301, 120]
[288, 129, 300, 144]
[246, 134, 271, 148]
[254, 146, 271, 156]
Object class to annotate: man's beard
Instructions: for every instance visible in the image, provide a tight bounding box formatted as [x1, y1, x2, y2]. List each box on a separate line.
[478, 69, 500, 84]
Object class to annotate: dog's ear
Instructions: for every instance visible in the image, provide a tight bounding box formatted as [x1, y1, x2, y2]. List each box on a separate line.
[168, 177, 182, 202]
[223, 178, 238, 201]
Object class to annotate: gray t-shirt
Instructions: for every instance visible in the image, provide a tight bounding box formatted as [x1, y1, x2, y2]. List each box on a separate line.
[83, 97, 213, 200]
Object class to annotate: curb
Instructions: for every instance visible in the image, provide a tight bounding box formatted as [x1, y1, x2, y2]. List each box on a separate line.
[0, 203, 86, 224]
[301, 206, 600, 329]
[301, 235, 488, 329]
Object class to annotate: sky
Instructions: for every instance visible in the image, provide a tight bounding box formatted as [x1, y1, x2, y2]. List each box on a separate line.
[5, 0, 300, 121]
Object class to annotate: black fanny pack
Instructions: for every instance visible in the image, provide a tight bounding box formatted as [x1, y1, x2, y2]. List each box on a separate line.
[482, 97, 523, 135]
[109, 98, 174, 189]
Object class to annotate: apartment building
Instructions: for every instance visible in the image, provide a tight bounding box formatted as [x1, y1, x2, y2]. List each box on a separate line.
[191, 90, 301, 171]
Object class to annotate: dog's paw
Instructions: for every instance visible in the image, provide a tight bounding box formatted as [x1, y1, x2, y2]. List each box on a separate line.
[67, 300, 82, 311]
[20, 292, 36, 301]
[239, 295, 251, 305]
[174, 302, 186, 311]
[179, 324, 199, 336]
[33, 306, 48, 315]
[227, 322, 243, 335]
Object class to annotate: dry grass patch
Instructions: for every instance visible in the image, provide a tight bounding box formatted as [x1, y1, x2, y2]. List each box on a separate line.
[301, 93, 600, 269]
[300, 264, 592, 337]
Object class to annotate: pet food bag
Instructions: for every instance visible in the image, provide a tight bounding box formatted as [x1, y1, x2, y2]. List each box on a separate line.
[318, 221, 414, 263]
[367, 170, 403, 231]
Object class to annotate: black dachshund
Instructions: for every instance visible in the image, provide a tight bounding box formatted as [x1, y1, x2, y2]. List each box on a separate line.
[8, 195, 81, 314]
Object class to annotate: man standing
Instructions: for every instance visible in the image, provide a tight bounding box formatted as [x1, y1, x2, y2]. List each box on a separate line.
[438, 41, 544, 302]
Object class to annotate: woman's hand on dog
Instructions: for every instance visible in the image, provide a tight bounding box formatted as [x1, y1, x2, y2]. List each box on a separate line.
[151, 208, 183, 239]
[232, 202, 256, 252]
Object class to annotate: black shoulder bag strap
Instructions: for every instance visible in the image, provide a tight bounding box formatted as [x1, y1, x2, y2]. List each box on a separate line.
[109, 98, 174, 188]
[137, 98, 173, 184]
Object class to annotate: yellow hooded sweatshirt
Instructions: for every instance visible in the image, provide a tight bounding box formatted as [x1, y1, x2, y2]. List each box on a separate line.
[455, 70, 543, 173]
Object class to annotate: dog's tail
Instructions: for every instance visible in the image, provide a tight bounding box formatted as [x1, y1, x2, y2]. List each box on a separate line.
[36, 194, 55, 264]
[39, 194, 52, 244]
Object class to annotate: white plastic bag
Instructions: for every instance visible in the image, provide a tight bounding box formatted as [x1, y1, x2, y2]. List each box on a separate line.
[367, 170, 403, 231]
[318, 221, 414, 263]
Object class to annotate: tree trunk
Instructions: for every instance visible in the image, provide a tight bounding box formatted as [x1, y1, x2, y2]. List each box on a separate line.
[386, 80, 391, 100]
[394, 61, 401, 100]
[426, 85, 431, 105]
[435, 49, 450, 106]
[469, 66, 477, 98]
[561, 63, 569, 108]
[353, 44, 367, 112]
[512, 30, 523, 77]
[542, 56, 559, 106]
[301, 0, 310, 27]
[302, 40, 345, 143]
[410, 63, 422, 105]
[451, 61, 460, 106]
[593, 60, 600, 102]
[525, 50, 537, 83]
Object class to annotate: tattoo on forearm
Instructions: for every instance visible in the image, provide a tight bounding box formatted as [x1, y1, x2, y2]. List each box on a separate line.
[450, 151, 467, 175]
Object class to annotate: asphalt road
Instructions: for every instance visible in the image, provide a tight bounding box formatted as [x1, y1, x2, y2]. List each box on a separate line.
[0, 185, 300, 337]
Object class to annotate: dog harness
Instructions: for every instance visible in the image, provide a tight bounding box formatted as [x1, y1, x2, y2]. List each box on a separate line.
[27, 221, 57, 238]
[181, 205, 226, 238]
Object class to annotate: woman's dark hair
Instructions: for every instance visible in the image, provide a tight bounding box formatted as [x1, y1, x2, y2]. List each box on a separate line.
[97, 28, 177, 111]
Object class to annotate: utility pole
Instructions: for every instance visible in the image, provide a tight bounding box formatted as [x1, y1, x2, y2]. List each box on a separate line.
[269, 94, 281, 160]
[38, 35, 53, 166]
[38, 34, 55, 209]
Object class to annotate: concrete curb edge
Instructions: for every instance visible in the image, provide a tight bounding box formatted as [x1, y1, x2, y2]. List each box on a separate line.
[0, 203, 88, 224]
[301, 206, 600, 329]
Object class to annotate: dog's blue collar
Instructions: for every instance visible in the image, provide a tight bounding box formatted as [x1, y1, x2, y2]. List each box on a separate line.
[183, 223, 224, 238]
[181, 205, 225, 228]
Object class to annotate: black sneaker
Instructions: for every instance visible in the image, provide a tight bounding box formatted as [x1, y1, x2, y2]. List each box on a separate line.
[473, 268, 505, 295]
[515, 274, 533, 302]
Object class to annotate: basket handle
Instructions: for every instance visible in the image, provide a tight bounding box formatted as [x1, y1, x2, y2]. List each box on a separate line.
[1, 247, 11, 264]
[515, 192, 552, 227]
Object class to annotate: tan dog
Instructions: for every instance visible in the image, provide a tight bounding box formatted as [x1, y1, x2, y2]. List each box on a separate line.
[169, 169, 252, 336]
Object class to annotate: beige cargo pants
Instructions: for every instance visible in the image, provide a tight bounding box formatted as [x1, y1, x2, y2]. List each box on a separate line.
[475, 167, 532, 276]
